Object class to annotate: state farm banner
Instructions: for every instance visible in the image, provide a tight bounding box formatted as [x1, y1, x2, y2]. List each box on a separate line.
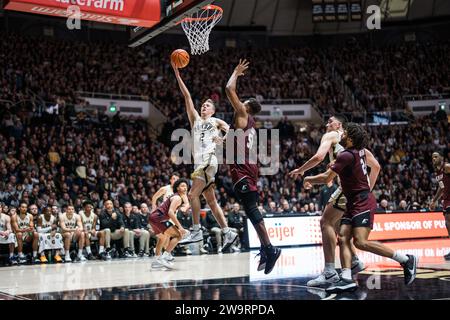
[247, 212, 448, 248]
[3, 0, 162, 27]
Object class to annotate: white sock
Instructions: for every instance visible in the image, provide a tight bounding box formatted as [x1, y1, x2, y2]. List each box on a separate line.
[9, 253, 14, 258]
[392, 251, 409, 264]
[33, 251, 37, 258]
[222, 227, 230, 234]
[18, 252, 24, 257]
[341, 268, 352, 280]
[99, 246, 105, 253]
[78, 249, 83, 257]
[86, 246, 92, 254]
[65, 252, 71, 259]
[324, 263, 335, 274]
[193, 224, 200, 232]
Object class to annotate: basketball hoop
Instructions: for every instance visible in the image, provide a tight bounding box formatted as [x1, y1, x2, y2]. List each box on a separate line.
[180, 5, 223, 55]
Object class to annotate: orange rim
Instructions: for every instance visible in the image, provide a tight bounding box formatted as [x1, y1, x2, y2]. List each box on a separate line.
[177, 5, 223, 24]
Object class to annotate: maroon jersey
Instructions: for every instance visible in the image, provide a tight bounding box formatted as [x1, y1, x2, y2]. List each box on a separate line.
[148, 194, 182, 235]
[330, 148, 371, 198]
[230, 115, 259, 191]
[436, 163, 450, 202]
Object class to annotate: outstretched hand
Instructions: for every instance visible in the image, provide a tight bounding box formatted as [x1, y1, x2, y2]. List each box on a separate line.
[171, 60, 180, 75]
[289, 168, 304, 178]
[234, 59, 250, 77]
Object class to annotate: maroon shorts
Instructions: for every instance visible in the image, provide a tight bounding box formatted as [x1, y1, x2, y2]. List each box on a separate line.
[148, 210, 173, 235]
[341, 191, 377, 229]
[443, 200, 450, 216]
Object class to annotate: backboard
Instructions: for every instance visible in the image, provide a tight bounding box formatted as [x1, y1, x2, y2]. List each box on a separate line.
[128, 0, 214, 48]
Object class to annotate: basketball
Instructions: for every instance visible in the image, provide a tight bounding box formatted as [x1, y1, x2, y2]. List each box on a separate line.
[171, 49, 190, 68]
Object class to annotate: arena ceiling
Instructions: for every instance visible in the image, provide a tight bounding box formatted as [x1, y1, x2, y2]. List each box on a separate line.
[211, 0, 450, 35]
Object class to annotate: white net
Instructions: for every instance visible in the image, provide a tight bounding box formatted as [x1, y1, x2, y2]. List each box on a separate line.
[181, 5, 223, 55]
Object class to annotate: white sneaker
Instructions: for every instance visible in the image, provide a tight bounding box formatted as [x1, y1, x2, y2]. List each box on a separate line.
[351, 259, 366, 275]
[157, 256, 173, 269]
[65, 255, 72, 263]
[200, 247, 209, 255]
[178, 230, 203, 245]
[307, 271, 340, 287]
[217, 246, 223, 254]
[222, 230, 238, 252]
[151, 259, 164, 269]
[166, 253, 175, 262]
[79, 255, 87, 262]
[231, 245, 241, 253]
[184, 248, 192, 255]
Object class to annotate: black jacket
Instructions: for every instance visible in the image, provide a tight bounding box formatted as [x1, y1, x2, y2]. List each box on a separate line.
[123, 213, 140, 230]
[99, 210, 125, 232]
[137, 213, 149, 230]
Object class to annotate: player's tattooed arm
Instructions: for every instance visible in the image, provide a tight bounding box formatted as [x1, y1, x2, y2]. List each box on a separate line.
[303, 169, 337, 189]
[289, 131, 338, 178]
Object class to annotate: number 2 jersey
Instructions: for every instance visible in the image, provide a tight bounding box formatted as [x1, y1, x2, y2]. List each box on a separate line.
[230, 115, 259, 192]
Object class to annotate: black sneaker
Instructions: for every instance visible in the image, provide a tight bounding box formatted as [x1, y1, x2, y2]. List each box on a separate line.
[9, 256, 18, 265]
[86, 253, 96, 260]
[444, 252, 450, 261]
[99, 252, 108, 261]
[264, 246, 282, 275]
[123, 250, 133, 258]
[401, 254, 418, 285]
[33, 256, 41, 264]
[138, 250, 145, 258]
[73, 256, 81, 263]
[326, 278, 358, 294]
[18, 255, 27, 264]
[255, 249, 267, 272]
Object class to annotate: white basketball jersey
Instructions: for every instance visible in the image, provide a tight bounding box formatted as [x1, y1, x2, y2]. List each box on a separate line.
[80, 211, 95, 231]
[192, 117, 220, 164]
[62, 213, 77, 229]
[162, 185, 174, 201]
[0, 214, 8, 232]
[17, 214, 32, 230]
[328, 130, 345, 162]
[41, 215, 55, 232]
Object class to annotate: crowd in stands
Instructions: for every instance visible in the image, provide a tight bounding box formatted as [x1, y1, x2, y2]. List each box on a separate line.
[2, 34, 448, 119]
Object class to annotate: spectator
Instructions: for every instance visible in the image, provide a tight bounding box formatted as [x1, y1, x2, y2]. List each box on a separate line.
[99, 200, 131, 258]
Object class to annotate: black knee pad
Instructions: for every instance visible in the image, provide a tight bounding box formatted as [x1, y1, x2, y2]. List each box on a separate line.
[245, 204, 264, 225]
[234, 179, 263, 226]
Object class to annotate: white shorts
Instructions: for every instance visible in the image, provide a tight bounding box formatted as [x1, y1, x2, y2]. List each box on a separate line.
[191, 154, 218, 187]
[328, 186, 347, 211]
[0, 233, 17, 246]
[39, 232, 63, 252]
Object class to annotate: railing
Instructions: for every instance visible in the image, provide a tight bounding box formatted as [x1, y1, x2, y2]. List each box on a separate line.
[403, 93, 450, 101]
[76, 91, 150, 101]
[322, 110, 412, 125]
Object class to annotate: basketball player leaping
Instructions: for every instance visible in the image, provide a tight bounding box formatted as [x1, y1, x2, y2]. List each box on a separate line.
[303, 123, 417, 293]
[225, 59, 281, 274]
[289, 115, 366, 287]
[171, 61, 239, 252]
[430, 152, 450, 260]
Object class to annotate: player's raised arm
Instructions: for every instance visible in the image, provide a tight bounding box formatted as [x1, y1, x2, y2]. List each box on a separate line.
[225, 59, 249, 116]
[365, 148, 381, 191]
[171, 61, 199, 127]
[289, 131, 339, 178]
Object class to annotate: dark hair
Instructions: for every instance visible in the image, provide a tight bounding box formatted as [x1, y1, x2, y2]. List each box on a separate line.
[344, 122, 368, 150]
[173, 178, 189, 193]
[245, 98, 262, 115]
[171, 172, 180, 179]
[42, 207, 51, 215]
[83, 200, 93, 207]
[333, 114, 348, 125]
